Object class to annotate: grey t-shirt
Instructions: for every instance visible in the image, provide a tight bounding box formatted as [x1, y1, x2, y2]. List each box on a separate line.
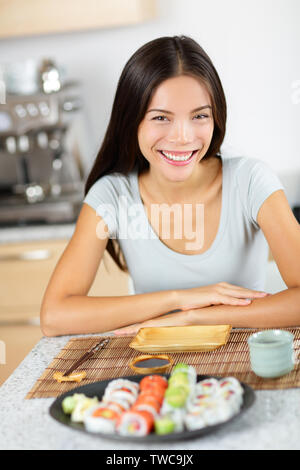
[83, 155, 284, 294]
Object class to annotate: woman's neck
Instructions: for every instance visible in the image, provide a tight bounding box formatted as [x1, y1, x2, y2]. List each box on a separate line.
[140, 156, 222, 205]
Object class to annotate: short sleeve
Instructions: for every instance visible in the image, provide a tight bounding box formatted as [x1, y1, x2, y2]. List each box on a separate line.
[236, 158, 285, 228]
[83, 175, 119, 238]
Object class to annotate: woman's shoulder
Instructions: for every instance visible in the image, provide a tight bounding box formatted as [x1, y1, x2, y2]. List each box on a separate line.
[223, 155, 280, 184]
[223, 154, 284, 226]
[224, 154, 263, 172]
[87, 170, 136, 193]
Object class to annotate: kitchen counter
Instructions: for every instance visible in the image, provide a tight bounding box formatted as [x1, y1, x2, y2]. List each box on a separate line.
[0, 334, 300, 450]
[0, 223, 75, 244]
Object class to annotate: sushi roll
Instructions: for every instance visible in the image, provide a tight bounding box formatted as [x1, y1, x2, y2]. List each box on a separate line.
[157, 363, 197, 433]
[84, 404, 120, 433]
[217, 388, 243, 415]
[140, 375, 168, 391]
[186, 393, 213, 412]
[171, 363, 197, 385]
[185, 397, 232, 430]
[200, 399, 232, 426]
[154, 414, 178, 435]
[117, 409, 154, 436]
[103, 388, 137, 406]
[105, 399, 131, 414]
[184, 407, 207, 430]
[104, 379, 139, 397]
[138, 388, 165, 406]
[132, 394, 162, 419]
[194, 378, 219, 396]
[219, 377, 244, 395]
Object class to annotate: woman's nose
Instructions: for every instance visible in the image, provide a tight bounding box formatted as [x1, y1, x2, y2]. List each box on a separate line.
[167, 120, 194, 144]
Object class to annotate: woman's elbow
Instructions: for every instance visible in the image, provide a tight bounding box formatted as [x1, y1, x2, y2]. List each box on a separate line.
[40, 304, 61, 337]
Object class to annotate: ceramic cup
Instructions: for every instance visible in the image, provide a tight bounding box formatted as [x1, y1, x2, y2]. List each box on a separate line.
[248, 329, 294, 378]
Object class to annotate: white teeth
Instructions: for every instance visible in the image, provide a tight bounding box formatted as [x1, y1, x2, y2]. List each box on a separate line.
[161, 151, 193, 161]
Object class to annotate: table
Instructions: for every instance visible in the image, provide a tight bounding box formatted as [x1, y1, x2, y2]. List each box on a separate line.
[0, 334, 300, 450]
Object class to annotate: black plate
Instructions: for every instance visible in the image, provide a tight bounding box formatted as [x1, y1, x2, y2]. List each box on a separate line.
[49, 375, 255, 443]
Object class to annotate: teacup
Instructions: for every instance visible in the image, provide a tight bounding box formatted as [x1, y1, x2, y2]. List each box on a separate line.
[248, 329, 294, 378]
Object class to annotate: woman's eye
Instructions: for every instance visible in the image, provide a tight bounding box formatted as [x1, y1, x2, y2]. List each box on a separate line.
[152, 115, 168, 121]
[194, 114, 209, 120]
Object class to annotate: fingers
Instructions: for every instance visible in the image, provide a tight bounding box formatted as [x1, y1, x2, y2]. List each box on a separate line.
[218, 296, 252, 306]
[217, 283, 269, 299]
[114, 324, 140, 335]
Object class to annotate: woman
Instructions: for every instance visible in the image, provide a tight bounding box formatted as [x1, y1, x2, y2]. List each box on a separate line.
[40, 36, 300, 336]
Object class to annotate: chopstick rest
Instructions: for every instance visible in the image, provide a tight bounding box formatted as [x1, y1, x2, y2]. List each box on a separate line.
[53, 371, 87, 383]
[53, 338, 110, 383]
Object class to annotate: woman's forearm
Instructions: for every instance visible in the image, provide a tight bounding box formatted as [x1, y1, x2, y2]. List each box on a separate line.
[190, 287, 300, 327]
[114, 287, 300, 335]
[40, 289, 178, 336]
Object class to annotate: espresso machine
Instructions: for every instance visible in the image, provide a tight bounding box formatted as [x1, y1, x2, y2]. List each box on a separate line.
[0, 59, 85, 226]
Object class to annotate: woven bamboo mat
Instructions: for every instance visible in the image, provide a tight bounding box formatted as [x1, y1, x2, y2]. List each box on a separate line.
[26, 328, 300, 399]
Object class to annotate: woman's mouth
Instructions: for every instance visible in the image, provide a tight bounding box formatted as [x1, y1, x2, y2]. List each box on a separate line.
[158, 149, 198, 166]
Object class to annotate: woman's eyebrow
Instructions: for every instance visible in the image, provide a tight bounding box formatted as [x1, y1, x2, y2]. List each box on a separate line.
[147, 105, 212, 114]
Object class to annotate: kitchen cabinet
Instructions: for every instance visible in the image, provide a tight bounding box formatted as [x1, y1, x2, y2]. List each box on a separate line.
[0, 237, 130, 384]
[0, 0, 157, 39]
[0, 238, 130, 322]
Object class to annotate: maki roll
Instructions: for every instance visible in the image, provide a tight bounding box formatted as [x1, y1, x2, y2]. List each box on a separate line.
[171, 363, 197, 385]
[102, 378, 139, 410]
[217, 388, 243, 415]
[185, 396, 232, 430]
[195, 378, 219, 396]
[131, 374, 167, 419]
[154, 415, 177, 435]
[105, 399, 131, 414]
[103, 388, 137, 406]
[104, 379, 139, 395]
[218, 377, 244, 415]
[132, 394, 162, 418]
[84, 404, 120, 433]
[140, 375, 168, 391]
[219, 377, 244, 395]
[185, 376, 244, 430]
[158, 363, 197, 432]
[117, 409, 154, 436]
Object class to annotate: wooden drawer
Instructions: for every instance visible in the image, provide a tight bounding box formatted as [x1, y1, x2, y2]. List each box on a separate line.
[0, 239, 129, 322]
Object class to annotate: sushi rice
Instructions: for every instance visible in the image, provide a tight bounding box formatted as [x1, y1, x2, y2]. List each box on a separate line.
[84, 403, 119, 433]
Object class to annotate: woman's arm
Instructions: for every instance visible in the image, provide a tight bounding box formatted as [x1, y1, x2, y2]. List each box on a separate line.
[40, 204, 178, 336]
[114, 287, 300, 334]
[41, 206, 267, 336]
[189, 286, 300, 328]
[186, 190, 300, 328]
[256, 189, 300, 289]
[115, 190, 300, 334]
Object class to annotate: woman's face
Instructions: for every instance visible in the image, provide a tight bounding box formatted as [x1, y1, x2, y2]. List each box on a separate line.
[138, 75, 214, 182]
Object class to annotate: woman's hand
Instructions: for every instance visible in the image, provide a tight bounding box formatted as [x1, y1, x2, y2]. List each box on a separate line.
[177, 282, 270, 311]
[113, 310, 189, 335]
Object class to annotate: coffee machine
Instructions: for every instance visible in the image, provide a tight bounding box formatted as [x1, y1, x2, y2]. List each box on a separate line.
[0, 59, 85, 226]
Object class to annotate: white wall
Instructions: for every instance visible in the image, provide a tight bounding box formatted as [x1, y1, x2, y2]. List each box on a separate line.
[0, 0, 299, 203]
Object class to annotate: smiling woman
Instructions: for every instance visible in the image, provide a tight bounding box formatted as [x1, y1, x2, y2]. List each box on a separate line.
[40, 36, 300, 336]
[138, 75, 214, 175]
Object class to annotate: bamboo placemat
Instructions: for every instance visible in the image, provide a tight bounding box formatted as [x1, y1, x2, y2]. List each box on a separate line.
[26, 328, 300, 399]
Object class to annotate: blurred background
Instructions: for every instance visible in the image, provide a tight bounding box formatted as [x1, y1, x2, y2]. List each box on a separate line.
[0, 0, 299, 384]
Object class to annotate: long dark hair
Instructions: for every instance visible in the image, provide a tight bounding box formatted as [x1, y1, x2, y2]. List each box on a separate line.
[85, 35, 227, 272]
